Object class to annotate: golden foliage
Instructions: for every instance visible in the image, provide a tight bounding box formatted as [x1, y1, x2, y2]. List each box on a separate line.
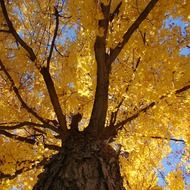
[0, 0, 190, 189]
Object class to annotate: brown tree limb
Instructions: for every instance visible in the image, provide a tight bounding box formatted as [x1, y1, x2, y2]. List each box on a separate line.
[0, 0, 36, 61]
[103, 82, 190, 140]
[0, 1, 68, 138]
[40, 67, 67, 136]
[110, 1, 122, 22]
[175, 84, 190, 94]
[0, 29, 10, 33]
[0, 157, 48, 180]
[46, 7, 59, 70]
[87, 2, 111, 136]
[0, 121, 59, 134]
[38, 12, 68, 137]
[110, 0, 159, 63]
[0, 129, 61, 151]
[116, 82, 190, 129]
[0, 121, 43, 130]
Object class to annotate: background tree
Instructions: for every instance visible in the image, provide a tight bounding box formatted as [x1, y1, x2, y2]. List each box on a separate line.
[0, 0, 190, 189]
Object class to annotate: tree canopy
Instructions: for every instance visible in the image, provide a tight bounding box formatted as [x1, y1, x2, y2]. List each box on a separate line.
[0, 0, 190, 189]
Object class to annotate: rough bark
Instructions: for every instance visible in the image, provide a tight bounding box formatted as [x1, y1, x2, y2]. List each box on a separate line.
[33, 132, 125, 190]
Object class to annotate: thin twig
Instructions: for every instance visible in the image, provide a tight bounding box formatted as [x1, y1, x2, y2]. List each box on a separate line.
[47, 7, 59, 70]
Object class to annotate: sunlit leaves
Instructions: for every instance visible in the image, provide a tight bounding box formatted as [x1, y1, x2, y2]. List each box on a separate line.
[166, 170, 185, 190]
[0, 0, 190, 189]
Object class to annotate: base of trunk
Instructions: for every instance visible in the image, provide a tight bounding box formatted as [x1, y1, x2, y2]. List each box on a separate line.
[33, 132, 125, 190]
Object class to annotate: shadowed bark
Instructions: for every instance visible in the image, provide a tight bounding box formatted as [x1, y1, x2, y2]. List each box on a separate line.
[33, 132, 125, 190]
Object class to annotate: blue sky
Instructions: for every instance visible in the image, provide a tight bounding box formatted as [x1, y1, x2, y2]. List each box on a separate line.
[157, 141, 190, 188]
[164, 16, 190, 56]
[156, 16, 190, 189]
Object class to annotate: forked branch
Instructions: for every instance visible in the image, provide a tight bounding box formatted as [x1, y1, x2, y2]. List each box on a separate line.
[87, 2, 111, 136]
[0, 1, 68, 137]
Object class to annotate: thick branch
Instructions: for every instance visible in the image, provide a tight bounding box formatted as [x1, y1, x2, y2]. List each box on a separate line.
[47, 7, 59, 70]
[0, 129, 61, 151]
[110, 0, 159, 63]
[0, 0, 36, 61]
[40, 67, 67, 135]
[87, 2, 111, 136]
[39, 11, 67, 136]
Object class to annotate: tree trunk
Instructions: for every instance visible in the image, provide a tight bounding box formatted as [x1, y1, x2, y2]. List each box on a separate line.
[33, 132, 125, 190]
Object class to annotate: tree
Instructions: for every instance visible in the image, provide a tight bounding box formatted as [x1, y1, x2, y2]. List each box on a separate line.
[0, 0, 190, 189]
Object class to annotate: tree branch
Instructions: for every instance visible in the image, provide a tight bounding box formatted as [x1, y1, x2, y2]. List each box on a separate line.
[116, 82, 190, 129]
[0, 0, 36, 61]
[87, 2, 111, 136]
[0, 129, 61, 151]
[0, 29, 10, 33]
[0, 157, 48, 180]
[40, 67, 67, 136]
[47, 7, 59, 70]
[0, 121, 59, 134]
[1, 1, 67, 139]
[175, 84, 190, 94]
[110, 1, 122, 22]
[103, 82, 190, 140]
[0, 59, 51, 125]
[0, 121, 43, 130]
[147, 135, 185, 143]
[110, 0, 159, 63]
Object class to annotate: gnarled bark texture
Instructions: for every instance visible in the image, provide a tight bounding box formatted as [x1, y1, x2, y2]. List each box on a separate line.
[33, 132, 125, 190]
